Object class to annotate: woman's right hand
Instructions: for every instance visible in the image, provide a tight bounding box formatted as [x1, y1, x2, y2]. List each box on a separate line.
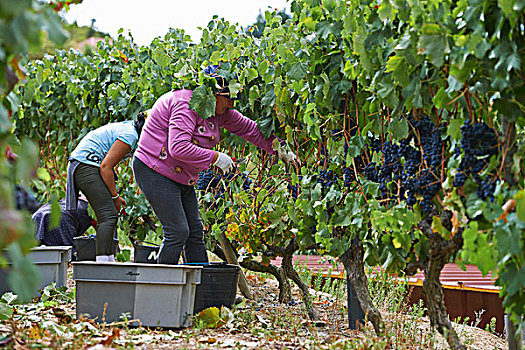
[213, 151, 235, 174]
[113, 196, 127, 213]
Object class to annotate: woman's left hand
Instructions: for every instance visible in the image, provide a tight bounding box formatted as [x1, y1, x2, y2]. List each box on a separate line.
[113, 195, 127, 213]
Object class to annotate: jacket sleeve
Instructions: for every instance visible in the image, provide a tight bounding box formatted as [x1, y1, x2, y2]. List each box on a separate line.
[218, 110, 278, 155]
[167, 99, 215, 168]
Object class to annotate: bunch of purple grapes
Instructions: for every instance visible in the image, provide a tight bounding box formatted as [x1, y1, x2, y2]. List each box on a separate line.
[453, 120, 499, 200]
[361, 116, 443, 213]
[317, 169, 335, 192]
[197, 169, 252, 196]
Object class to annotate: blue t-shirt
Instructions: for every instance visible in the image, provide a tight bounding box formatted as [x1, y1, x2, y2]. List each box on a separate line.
[70, 121, 138, 167]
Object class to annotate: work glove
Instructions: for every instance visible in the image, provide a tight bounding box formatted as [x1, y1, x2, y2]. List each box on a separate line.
[213, 151, 235, 174]
[277, 148, 297, 165]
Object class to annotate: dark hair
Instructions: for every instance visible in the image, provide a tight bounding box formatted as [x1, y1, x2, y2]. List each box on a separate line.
[134, 111, 147, 136]
[203, 64, 229, 94]
[203, 65, 241, 100]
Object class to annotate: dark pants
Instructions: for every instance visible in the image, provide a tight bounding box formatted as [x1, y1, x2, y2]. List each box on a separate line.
[132, 157, 208, 264]
[73, 163, 117, 255]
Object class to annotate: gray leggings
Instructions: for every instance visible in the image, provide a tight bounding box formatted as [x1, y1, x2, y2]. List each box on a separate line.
[73, 163, 117, 255]
[132, 157, 208, 264]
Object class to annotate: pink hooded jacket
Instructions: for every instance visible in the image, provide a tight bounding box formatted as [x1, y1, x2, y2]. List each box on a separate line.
[134, 89, 277, 186]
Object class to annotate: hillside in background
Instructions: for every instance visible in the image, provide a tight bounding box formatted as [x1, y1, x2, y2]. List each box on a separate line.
[29, 20, 108, 59]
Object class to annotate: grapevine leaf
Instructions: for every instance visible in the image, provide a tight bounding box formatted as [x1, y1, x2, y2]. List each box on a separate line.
[450, 61, 475, 83]
[42, 10, 68, 45]
[287, 62, 308, 81]
[261, 88, 276, 107]
[433, 87, 452, 109]
[385, 55, 409, 86]
[36, 168, 51, 182]
[418, 31, 449, 68]
[330, 208, 352, 226]
[15, 138, 38, 183]
[315, 20, 341, 39]
[152, 48, 171, 68]
[194, 307, 224, 329]
[498, 0, 516, 16]
[378, 0, 394, 21]
[447, 119, 463, 141]
[354, 27, 373, 73]
[507, 52, 521, 71]
[257, 116, 274, 139]
[6, 244, 42, 302]
[189, 85, 216, 119]
[515, 191, 525, 222]
[49, 196, 61, 230]
[390, 118, 409, 140]
[0, 302, 13, 321]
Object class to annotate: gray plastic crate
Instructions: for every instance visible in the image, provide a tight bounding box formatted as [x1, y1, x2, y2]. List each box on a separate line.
[0, 245, 72, 296]
[73, 262, 201, 328]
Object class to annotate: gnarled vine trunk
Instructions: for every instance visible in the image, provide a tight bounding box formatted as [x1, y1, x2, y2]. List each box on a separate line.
[239, 258, 292, 303]
[212, 237, 319, 320]
[419, 211, 465, 350]
[339, 237, 384, 335]
[281, 239, 319, 320]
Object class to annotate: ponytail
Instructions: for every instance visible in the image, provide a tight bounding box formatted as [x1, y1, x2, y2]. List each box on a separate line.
[134, 110, 148, 136]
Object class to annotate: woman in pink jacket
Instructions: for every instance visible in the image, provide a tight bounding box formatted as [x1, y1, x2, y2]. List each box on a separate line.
[132, 66, 296, 264]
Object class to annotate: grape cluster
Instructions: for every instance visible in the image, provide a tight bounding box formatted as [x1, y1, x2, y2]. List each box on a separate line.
[197, 168, 252, 202]
[15, 185, 41, 214]
[341, 142, 364, 187]
[288, 184, 298, 199]
[317, 169, 335, 192]
[453, 121, 499, 200]
[343, 166, 355, 187]
[361, 116, 443, 213]
[196, 169, 217, 191]
[240, 173, 253, 191]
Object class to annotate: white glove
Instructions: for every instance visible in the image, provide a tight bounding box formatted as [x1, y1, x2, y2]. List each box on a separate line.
[277, 149, 297, 164]
[213, 151, 235, 174]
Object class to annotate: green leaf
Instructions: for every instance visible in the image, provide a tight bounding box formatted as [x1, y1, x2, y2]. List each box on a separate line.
[116, 249, 131, 262]
[257, 116, 274, 138]
[42, 11, 68, 45]
[315, 20, 341, 39]
[287, 62, 308, 81]
[0, 302, 13, 321]
[152, 48, 171, 68]
[15, 138, 38, 182]
[507, 52, 521, 71]
[515, 191, 525, 222]
[189, 85, 216, 119]
[261, 88, 276, 107]
[433, 87, 452, 109]
[6, 243, 41, 302]
[49, 196, 61, 230]
[36, 168, 51, 182]
[354, 27, 373, 73]
[385, 55, 410, 86]
[378, 0, 394, 20]
[418, 31, 449, 68]
[498, 0, 516, 16]
[450, 61, 476, 83]
[195, 307, 224, 328]
[390, 118, 409, 140]
[447, 119, 463, 141]
[330, 208, 352, 226]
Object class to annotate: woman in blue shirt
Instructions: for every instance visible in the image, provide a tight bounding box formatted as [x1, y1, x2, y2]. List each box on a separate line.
[66, 114, 146, 262]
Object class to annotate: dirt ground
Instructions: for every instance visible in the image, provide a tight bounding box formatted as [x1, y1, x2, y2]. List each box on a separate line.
[0, 262, 509, 350]
[60, 263, 508, 350]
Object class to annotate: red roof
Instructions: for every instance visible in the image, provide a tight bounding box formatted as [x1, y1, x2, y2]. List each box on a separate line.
[271, 255, 500, 292]
[75, 37, 112, 50]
